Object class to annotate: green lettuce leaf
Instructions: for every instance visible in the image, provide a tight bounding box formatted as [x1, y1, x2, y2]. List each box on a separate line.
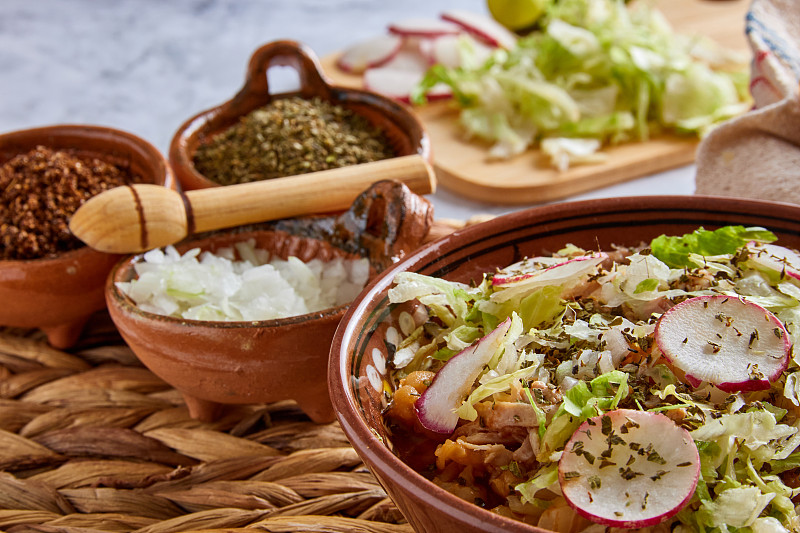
[515, 464, 558, 505]
[650, 226, 777, 268]
[539, 370, 629, 459]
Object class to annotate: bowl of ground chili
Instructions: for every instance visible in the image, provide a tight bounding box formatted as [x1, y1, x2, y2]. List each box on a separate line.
[169, 39, 429, 190]
[0, 124, 174, 348]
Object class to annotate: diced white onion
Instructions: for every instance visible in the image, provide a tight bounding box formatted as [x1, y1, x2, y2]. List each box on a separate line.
[116, 239, 370, 321]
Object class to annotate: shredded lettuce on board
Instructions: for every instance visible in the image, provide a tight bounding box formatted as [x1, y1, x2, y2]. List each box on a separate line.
[412, 0, 750, 170]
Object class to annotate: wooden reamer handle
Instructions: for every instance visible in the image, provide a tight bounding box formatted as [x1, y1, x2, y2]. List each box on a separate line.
[69, 154, 436, 254]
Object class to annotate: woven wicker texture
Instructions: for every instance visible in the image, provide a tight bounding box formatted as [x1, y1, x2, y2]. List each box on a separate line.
[0, 315, 413, 533]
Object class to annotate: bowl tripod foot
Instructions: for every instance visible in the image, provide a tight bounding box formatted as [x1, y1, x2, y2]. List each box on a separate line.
[41, 317, 90, 349]
[296, 392, 335, 424]
[183, 394, 225, 422]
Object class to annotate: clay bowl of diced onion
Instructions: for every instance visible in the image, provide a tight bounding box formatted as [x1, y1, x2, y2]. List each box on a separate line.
[0, 124, 174, 349]
[169, 39, 430, 191]
[330, 195, 800, 533]
[107, 180, 433, 423]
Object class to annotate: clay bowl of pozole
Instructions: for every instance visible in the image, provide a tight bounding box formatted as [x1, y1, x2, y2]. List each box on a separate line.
[330, 195, 800, 533]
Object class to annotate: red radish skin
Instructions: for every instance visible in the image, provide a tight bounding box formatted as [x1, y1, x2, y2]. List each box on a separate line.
[336, 34, 403, 74]
[417, 39, 438, 66]
[364, 60, 453, 103]
[748, 243, 800, 281]
[655, 295, 791, 393]
[414, 318, 512, 434]
[433, 34, 494, 69]
[684, 373, 703, 388]
[363, 49, 429, 102]
[490, 253, 607, 303]
[362, 37, 455, 102]
[388, 18, 461, 38]
[559, 409, 700, 529]
[440, 10, 517, 49]
[426, 35, 461, 68]
[492, 253, 607, 286]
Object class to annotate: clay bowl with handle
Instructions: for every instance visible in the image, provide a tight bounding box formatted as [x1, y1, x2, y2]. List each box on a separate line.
[329, 195, 800, 533]
[106, 180, 433, 423]
[169, 39, 430, 191]
[0, 125, 174, 348]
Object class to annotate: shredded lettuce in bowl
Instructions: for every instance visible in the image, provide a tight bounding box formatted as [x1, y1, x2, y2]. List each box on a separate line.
[412, 0, 751, 170]
[383, 226, 800, 532]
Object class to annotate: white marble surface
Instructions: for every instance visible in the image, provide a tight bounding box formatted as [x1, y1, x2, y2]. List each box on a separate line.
[0, 0, 696, 221]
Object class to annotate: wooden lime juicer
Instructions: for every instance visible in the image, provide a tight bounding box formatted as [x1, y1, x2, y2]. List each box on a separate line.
[70, 154, 436, 254]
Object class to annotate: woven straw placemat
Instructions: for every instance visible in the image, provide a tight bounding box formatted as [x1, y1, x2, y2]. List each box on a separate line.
[0, 217, 496, 533]
[0, 313, 413, 533]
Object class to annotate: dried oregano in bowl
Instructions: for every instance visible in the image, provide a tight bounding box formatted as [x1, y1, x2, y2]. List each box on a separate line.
[192, 96, 395, 185]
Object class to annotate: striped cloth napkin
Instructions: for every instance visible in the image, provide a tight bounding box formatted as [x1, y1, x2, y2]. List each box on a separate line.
[694, 0, 800, 203]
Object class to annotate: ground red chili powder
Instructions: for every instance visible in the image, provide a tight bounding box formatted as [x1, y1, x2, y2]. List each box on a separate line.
[0, 146, 140, 260]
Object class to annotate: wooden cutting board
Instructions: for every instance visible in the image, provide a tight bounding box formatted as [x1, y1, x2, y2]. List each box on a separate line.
[321, 0, 752, 205]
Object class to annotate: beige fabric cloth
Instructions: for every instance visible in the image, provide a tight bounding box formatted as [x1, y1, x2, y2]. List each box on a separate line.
[694, 0, 800, 202]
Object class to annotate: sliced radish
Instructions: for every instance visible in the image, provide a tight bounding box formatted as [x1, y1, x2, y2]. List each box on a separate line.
[388, 18, 462, 38]
[490, 253, 607, 302]
[426, 34, 460, 68]
[363, 47, 453, 103]
[654, 295, 791, 392]
[748, 243, 800, 281]
[363, 48, 428, 102]
[364, 67, 453, 103]
[420, 84, 454, 102]
[431, 34, 494, 69]
[336, 34, 404, 74]
[414, 318, 512, 434]
[559, 409, 700, 529]
[440, 10, 517, 49]
[417, 38, 439, 66]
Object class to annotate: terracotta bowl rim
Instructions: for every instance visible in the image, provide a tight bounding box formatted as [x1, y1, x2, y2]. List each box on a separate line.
[0, 123, 172, 177]
[0, 245, 115, 266]
[169, 89, 432, 189]
[329, 193, 800, 532]
[171, 85, 432, 151]
[0, 122, 166, 145]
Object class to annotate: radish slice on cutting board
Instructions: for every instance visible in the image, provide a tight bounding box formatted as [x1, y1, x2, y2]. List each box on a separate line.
[490, 253, 607, 302]
[363, 48, 429, 102]
[364, 48, 453, 103]
[388, 18, 461, 38]
[432, 34, 494, 68]
[420, 34, 494, 69]
[748, 243, 800, 281]
[655, 295, 791, 392]
[440, 9, 518, 49]
[335, 11, 517, 102]
[336, 34, 403, 74]
[414, 318, 512, 434]
[559, 409, 700, 529]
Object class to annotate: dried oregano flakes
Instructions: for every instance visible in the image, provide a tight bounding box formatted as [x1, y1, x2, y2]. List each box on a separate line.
[192, 97, 395, 186]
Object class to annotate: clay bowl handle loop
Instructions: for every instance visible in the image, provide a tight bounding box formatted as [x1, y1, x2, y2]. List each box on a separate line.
[229, 40, 333, 112]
